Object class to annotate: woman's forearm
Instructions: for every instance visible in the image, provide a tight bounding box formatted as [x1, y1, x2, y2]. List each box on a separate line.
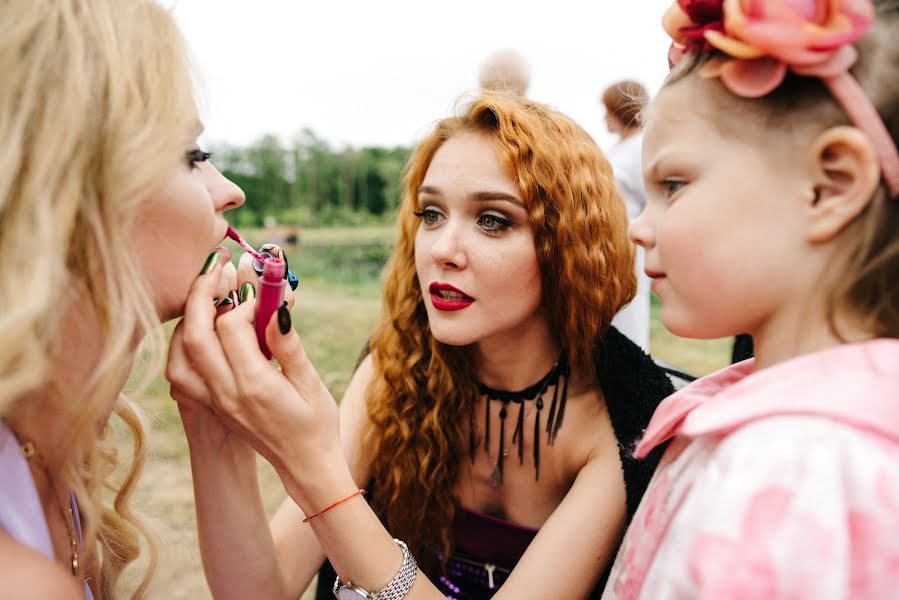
[279, 460, 445, 600]
[186, 432, 290, 599]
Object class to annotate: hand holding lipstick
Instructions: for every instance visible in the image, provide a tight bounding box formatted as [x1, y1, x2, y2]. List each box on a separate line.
[167, 246, 342, 487]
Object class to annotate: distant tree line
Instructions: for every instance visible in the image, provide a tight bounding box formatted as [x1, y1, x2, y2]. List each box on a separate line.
[213, 128, 412, 227]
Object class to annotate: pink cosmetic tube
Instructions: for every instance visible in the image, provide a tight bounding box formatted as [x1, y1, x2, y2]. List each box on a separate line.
[255, 257, 286, 360]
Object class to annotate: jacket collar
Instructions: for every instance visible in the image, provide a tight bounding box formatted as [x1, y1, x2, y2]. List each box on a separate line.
[635, 339, 899, 458]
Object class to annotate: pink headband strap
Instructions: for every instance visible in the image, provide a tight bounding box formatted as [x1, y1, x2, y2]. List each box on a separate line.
[823, 71, 899, 199]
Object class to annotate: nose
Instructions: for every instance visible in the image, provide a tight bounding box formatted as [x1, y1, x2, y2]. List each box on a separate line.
[628, 205, 655, 250]
[206, 162, 246, 213]
[429, 221, 467, 270]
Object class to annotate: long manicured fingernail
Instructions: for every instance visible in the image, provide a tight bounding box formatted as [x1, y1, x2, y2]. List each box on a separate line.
[218, 296, 234, 307]
[277, 301, 292, 334]
[239, 282, 256, 303]
[199, 251, 219, 275]
[229, 290, 239, 306]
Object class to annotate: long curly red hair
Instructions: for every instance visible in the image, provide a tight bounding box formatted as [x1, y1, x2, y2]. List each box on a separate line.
[364, 93, 635, 572]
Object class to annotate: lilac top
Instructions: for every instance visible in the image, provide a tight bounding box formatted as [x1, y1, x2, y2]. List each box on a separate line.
[0, 420, 94, 599]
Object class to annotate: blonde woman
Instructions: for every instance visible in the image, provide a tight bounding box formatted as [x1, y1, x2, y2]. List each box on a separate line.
[0, 1, 248, 597]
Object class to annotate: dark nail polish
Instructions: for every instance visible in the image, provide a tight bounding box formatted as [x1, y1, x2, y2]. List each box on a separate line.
[218, 297, 234, 307]
[199, 251, 218, 275]
[239, 282, 256, 303]
[277, 301, 292, 334]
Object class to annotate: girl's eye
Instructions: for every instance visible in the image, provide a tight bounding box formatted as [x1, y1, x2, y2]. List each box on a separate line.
[662, 179, 685, 197]
[477, 213, 512, 233]
[413, 208, 443, 226]
[186, 148, 212, 168]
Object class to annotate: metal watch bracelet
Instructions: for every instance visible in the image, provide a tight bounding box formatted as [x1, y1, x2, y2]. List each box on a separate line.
[332, 538, 417, 600]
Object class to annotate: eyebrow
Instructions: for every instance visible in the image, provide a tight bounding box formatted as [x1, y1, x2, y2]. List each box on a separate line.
[418, 185, 525, 208]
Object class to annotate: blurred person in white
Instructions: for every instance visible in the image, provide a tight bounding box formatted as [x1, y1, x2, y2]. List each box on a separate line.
[603, 80, 651, 352]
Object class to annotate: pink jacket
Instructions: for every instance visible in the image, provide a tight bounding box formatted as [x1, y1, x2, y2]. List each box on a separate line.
[602, 339, 899, 599]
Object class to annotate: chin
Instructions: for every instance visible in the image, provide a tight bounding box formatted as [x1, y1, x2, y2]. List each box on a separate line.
[428, 323, 477, 347]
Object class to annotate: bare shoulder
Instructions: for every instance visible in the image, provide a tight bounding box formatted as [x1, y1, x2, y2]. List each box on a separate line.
[0, 533, 82, 599]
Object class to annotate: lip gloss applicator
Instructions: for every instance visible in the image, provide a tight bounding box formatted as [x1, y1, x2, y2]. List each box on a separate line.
[225, 226, 264, 261]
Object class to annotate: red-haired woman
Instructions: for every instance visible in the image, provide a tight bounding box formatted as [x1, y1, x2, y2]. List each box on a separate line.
[168, 93, 681, 600]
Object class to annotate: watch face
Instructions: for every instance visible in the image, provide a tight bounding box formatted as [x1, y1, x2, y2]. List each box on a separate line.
[336, 587, 369, 600]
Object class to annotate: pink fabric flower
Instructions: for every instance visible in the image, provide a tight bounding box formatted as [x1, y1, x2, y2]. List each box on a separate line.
[663, 0, 874, 96]
[688, 486, 833, 599]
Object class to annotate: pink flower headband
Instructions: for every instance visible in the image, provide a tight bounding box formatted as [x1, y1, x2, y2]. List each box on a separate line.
[664, 0, 899, 199]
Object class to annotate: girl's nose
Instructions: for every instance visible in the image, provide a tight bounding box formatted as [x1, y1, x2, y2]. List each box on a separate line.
[628, 206, 655, 249]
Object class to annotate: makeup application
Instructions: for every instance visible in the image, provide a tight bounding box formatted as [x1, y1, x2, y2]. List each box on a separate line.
[225, 225, 299, 290]
[225, 226, 264, 261]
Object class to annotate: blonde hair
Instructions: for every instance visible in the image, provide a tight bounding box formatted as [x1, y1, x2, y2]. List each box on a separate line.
[663, 0, 899, 339]
[1, 0, 199, 595]
[364, 93, 634, 573]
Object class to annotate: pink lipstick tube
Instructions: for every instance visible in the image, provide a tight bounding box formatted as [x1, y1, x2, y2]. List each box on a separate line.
[255, 258, 286, 360]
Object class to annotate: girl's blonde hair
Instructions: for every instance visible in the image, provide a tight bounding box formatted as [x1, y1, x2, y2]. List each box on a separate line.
[364, 93, 634, 572]
[665, 0, 899, 339]
[1, 0, 198, 595]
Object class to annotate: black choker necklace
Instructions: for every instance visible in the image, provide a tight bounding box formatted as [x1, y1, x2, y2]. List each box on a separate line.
[469, 354, 570, 486]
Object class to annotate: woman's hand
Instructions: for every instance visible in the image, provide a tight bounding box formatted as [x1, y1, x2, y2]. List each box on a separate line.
[166, 246, 342, 499]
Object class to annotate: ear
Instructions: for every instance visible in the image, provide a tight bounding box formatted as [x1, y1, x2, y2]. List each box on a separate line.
[804, 126, 881, 243]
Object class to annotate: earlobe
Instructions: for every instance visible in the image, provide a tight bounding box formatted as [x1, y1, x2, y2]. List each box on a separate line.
[805, 126, 881, 243]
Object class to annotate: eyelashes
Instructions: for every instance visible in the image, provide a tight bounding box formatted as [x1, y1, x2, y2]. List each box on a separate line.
[414, 208, 513, 233]
[186, 149, 212, 167]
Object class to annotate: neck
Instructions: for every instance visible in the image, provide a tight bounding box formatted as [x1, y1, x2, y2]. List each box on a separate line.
[619, 127, 639, 140]
[4, 295, 134, 470]
[750, 297, 872, 371]
[473, 315, 560, 390]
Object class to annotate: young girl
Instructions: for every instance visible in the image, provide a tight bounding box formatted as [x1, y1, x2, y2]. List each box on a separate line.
[167, 94, 678, 599]
[0, 1, 250, 597]
[602, 0, 899, 597]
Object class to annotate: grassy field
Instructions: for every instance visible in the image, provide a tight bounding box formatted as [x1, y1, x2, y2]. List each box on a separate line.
[121, 226, 732, 598]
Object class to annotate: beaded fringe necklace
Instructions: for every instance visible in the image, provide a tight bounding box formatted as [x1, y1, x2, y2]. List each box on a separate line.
[469, 354, 570, 486]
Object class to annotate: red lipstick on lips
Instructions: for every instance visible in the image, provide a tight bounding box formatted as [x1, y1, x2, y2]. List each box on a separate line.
[429, 282, 475, 311]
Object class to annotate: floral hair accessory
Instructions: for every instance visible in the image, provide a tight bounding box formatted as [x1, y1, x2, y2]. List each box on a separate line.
[664, 0, 899, 199]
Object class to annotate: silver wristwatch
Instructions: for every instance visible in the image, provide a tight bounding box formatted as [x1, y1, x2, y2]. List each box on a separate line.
[333, 538, 417, 600]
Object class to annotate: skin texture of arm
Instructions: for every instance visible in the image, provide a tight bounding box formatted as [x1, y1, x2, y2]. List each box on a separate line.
[0, 533, 83, 600]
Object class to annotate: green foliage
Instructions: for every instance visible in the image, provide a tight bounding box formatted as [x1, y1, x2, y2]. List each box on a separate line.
[213, 129, 411, 227]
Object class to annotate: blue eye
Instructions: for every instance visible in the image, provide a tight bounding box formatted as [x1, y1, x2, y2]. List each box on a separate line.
[186, 148, 212, 168]
[413, 208, 443, 226]
[477, 213, 512, 233]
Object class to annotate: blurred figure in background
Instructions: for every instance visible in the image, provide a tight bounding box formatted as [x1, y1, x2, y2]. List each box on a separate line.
[602, 80, 651, 352]
[478, 49, 531, 96]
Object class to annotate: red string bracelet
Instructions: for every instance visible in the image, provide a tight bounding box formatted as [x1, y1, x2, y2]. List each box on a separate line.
[303, 489, 366, 523]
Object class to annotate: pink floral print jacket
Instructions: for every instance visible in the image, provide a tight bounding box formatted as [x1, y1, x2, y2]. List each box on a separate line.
[602, 339, 899, 600]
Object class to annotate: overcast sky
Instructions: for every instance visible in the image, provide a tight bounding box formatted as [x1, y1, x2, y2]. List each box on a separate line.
[171, 1, 674, 153]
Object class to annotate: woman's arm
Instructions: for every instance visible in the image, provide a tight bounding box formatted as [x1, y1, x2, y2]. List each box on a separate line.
[167, 254, 374, 599]
[176, 261, 626, 599]
[0, 535, 83, 600]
